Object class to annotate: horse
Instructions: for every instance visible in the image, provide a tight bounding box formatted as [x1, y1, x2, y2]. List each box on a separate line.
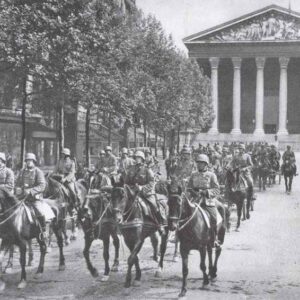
[269, 158, 281, 185]
[45, 175, 88, 245]
[77, 186, 120, 281]
[110, 179, 169, 288]
[0, 188, 67, 290]
[225, 168, 249, 230]
[281, 160, 294, 194]
[256, 156, 271, 191]
[168, 191, 227, 298]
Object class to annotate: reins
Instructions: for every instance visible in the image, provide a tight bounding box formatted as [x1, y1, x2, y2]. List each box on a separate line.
[0, 200, 23, 226]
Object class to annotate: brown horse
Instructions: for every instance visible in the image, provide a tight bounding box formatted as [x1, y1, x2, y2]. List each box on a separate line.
[168, 191, 227, 298]
[77, 187, 120, 281]
[0, 188, 67, 290]
[225, 168, 249, 230]
[111, 180, 169, 288]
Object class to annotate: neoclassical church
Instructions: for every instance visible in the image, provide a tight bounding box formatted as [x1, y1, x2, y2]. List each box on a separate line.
[184, 4, 300, 149]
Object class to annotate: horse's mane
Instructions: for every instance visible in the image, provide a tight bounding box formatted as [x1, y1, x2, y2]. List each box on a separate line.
[0, 188, 18, 206]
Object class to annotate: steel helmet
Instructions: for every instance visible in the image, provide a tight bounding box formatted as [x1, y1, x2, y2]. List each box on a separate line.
[105, 145, 112, 152]
[121, 147, 128, 154]
[134, 150, 145, 161]
[25, 153, 37, 162]
[128, 149, 134, 156]
[62, 148, 71, 156]
[145, 148, 151, 153]
[239, 144, 245, 150]
[0, 152, 6, 162]
[195, 154, 209, 164]
[222, 147, 229, 153]
[99, 150, 105, 155]
[181, 147, 191, 154]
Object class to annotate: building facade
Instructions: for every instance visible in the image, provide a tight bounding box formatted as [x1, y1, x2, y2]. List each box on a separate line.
[184, 5, 300, 149]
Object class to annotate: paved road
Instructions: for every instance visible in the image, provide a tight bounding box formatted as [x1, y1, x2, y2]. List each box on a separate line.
[1, 160, 300, 299]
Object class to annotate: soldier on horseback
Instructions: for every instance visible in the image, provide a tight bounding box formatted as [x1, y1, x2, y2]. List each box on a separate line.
[53, 148, 79, 206]
[0, 152, 14, 193]
[232, 143, 255, 201]
[124, 150, 165, 232]
[282, 145, 297, 176]
[118, 147, 135, 177]
[187, 154, 220, 246]
[16, 153, 54, 239]
[99, 146, 118, 175]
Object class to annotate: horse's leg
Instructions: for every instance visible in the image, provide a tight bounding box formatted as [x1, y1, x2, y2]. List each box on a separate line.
[207, 245, 213, 278]
[17, 241, 27, 289]
[28, 240, 33, 267]
[4, 245, 14, 272]
[258, 174, 262, 191]
[53, 221, 65, 271]
[200, 246, 209, 286]
[155, 228, 168, 277]
[70, 218, 78, 241]
[101, 235, 110, 281]
[179, 245, 189, 298]
[246, 190, 251, 219]
[125, 239, 144, 288]
[284, 175, 288, 193]
[211, 245, 222, 279]
[0, 241, 8, 291]
[173, 231, 179, 262]
[111, 230, 120, 272]
[133, 255, 141, 285]
[150, 232, 158, 262]
[35, 235, 47, 276]
[289, 175, 293, 193]
[83, 235, 98, 277]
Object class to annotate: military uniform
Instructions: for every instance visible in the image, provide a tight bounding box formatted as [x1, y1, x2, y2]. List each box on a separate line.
[16, 166, 54, 221]
[282, 150, 297, 175]
[187, 169, 220, 242]
[0, 166, 14, 192]
[232, 153, 253, 187]
[173, 158, 196, 181]
[101, 153, 118, 175]
[118, 156, 135, 177]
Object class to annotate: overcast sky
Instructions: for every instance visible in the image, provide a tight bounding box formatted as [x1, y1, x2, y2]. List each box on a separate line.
[136, 0, 298, 52]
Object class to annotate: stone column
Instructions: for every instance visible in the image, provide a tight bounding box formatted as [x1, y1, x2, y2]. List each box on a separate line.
[277, 57, 289, 135]
[231, 57, 242, 135]
[208, 57, 220, 134]
[253, 57, 266, 136]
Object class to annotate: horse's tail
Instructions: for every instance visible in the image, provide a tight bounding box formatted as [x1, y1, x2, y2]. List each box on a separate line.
[216, 200, 229, 244]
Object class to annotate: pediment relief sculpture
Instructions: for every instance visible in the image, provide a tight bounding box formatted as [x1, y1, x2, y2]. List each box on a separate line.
[207, 12, 300, 42]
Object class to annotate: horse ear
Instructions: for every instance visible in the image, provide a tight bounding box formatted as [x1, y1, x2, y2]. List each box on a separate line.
[111, 176, 116, 187]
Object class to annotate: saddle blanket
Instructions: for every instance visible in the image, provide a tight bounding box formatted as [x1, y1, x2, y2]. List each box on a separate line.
[23, 201, 55, 224]
[197, 206, 223, 228]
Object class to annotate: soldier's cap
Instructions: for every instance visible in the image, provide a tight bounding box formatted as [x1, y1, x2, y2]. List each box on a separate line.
[25, 153, 37, 162]
[62, 148, 71, 156]
[99, 150, 105, 155]
[134, 150, 145, 160]
[0, 152, 6, 162]
[181, 148, 191, 154]
[105, 145, 112, 151]
[238, 144, 245, 150]
[121, 147, 128, 154]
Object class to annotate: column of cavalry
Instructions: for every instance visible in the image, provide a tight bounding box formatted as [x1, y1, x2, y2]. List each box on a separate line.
[0, 142, 294, 297]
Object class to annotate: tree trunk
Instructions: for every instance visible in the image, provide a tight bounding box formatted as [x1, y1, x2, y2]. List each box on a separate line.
[58, 104, 65, 155]
[20, 76, 27, 168]
[143, 119, 147, 147]
[85, 106, 91, 168]
[134, 125, 137, 147]
[177, 122, 181, 153]
[147, 127, 151, 148]
[163, 131, 166, 159]
[154, 130, 158, 157]
[122, 119, 130, 148]
[169, 128, 176, 155]
[108, 112, 112, 145]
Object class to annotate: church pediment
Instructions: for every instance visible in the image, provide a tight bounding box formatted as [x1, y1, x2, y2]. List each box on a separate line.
[184, 5, 300, 43]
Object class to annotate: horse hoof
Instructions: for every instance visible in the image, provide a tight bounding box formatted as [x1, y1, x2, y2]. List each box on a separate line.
[133, 280, 141, 287]
[91, 269, 99, 278]
[34, 273, 43, 279]
[172, 256, 179, 262]
[17, 280, 27, 289]
[111, 265, 119, 272]
[0, 281, 6, 292]
[101, 275, 110, 282]
[178, 291, 186, 299]
[58, 265, 66, 271]
[246, 214, 250, 220]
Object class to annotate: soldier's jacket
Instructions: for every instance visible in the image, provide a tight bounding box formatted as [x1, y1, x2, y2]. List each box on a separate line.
[118, 157, 135, 175]
[16, 167, 46, 197]
[95, 157, 105, 172]
[0, 166, 14, 192]
[145, 155, 156, 170]
[54, 157, 76, 182]
[173, 158, 196, 180]
[282, 151, 295, 162]
[187, 170, 220, 207]
[232, 153, 253, 170]
[101, 154, 118, 174]
[124, 164, 155, 197]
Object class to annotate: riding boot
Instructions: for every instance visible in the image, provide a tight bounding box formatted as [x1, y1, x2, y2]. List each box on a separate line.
[38, 216, 48, 243]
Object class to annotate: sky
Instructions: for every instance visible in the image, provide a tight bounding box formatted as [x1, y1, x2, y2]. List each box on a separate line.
[136, 0, 299, 51]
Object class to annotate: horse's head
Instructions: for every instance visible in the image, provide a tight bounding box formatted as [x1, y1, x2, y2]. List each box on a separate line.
[111, 186, 127, 224]
[0, 188, 18, 215]
[167, 193, 182, 231]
